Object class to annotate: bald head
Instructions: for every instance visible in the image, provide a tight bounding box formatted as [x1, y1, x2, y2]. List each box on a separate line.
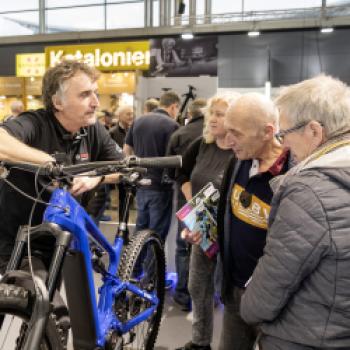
[225, 93, 280, 160]
[227, 93, 278, 130]
[10, 100, 24, 117]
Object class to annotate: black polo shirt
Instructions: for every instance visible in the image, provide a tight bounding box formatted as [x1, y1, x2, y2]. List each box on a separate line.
[0, 108, 123, 257]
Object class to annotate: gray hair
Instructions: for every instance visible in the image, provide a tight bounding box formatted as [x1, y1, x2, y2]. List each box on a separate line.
[203, 92, 241, 143]
[10, 100, 24, 114]
[275, 74, 350, 138]
[116, 105, 133, 116]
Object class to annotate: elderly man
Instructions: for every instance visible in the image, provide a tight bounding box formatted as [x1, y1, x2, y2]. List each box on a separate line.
[217, 93, 290, 350]
[240, 75, 350, 350]
[5, 100, 24, 121]
[110, 105, 134, 148]
[0, 60, 123, 272]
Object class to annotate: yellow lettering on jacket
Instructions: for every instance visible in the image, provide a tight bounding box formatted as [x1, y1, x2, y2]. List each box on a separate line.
[231, 184, 271, 230]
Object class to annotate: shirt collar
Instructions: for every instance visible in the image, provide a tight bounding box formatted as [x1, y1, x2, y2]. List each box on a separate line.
[269, 148, 290, 176]
[153, 108, 171, 117]
[49, 110, 88, 142]
[249, 148, 290, 178]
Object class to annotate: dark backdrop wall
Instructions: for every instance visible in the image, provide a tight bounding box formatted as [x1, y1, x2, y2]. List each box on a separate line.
[218, 28, 350, 87]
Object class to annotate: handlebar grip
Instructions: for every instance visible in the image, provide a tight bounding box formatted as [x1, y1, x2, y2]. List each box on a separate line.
[126, 156, 182, 169]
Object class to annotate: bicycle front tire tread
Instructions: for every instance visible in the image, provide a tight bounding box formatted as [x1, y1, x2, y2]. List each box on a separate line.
[0, 283, 66, 350]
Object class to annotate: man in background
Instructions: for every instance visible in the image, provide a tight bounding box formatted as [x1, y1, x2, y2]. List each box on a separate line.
[124, 91, 179, 287]
[167, 97, 207, 310]
[110, 105, 134, 148]
[100, 109, 116, 130]
[4, 100, 24, 121]
[109, 105, 134, 223]
[144, 98, 159, 114]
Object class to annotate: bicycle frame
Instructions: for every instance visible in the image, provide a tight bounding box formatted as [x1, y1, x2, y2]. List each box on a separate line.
[41, 188, 159, 348]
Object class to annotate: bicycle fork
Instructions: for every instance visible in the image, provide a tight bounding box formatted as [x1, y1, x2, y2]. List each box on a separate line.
[4, 223, 71, 350]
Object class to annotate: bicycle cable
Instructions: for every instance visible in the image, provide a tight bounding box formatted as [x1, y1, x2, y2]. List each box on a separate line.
[26, 176, 52, 296]
[1, 164, 69, 293]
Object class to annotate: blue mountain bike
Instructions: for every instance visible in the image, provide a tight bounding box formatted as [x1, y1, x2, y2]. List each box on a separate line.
[0, 155, 181, 350]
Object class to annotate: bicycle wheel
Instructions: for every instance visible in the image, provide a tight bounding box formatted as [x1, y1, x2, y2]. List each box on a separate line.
[0, 283, 66, 350]
[116, 230, 165, 350]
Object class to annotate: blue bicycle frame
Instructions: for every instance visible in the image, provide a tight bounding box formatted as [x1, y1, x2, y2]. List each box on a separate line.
[43, 188, 159, 348]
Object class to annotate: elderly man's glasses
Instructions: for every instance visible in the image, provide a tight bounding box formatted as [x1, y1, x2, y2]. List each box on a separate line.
[275, 122, 308, 143]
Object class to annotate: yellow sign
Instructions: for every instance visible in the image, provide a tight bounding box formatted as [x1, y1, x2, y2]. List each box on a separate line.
[45, 42, 150, 71]
[16, 53, 46, 77]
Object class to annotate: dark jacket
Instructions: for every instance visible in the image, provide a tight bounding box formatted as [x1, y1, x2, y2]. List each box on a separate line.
[217, 157, 238, 301]
[217, 153, 290, 300]
[240, 142, 350, 348]
[166, 116, 204, 203]
[109, 123, 127, 148]
[167, 115, 204, 157]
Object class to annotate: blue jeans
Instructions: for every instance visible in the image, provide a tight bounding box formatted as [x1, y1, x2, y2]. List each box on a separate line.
[135, 189, 173, 242]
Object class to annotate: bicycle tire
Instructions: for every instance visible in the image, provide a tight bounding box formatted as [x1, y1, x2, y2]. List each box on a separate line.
[0, 283, 66, 350]
[117, 230, 165, 350]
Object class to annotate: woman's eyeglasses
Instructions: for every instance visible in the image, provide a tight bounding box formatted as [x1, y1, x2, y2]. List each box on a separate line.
[274, 122, 308, 143]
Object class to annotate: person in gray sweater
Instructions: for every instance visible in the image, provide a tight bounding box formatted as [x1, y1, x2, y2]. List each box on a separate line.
[240, 75, 350, 349]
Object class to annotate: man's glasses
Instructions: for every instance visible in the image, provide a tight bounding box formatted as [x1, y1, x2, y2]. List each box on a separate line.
[274, 122, 308, 143]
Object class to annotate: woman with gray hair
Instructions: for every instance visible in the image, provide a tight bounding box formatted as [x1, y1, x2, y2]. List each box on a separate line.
[241, 75, 350, 349]
[176, 93, 240, 350]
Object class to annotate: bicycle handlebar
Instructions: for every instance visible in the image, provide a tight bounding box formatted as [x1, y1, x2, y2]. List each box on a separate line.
[126, 156, 182, 169]
[1, 156, 182, 178]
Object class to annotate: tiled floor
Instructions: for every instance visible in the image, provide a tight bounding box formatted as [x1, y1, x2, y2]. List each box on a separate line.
[156, 289, 223, 350]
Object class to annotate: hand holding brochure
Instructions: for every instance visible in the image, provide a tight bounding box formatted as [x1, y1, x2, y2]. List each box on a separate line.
[176, 182, 219, 258]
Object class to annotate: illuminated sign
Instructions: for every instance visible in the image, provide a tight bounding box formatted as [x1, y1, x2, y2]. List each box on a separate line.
[45, 41, 150, 71]
[16, 53, 46, 77]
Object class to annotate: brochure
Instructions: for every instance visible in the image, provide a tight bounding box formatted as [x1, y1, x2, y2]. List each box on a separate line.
[176, 182, 220, 258]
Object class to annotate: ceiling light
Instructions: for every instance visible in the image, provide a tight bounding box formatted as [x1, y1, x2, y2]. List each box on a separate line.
[248, 31, 260, 37]
[181, 33, 194, 40]
[321, 27, 334, 33]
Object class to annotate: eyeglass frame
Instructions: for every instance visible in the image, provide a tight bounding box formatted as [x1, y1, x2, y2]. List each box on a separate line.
[274, 121, 309, 143]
